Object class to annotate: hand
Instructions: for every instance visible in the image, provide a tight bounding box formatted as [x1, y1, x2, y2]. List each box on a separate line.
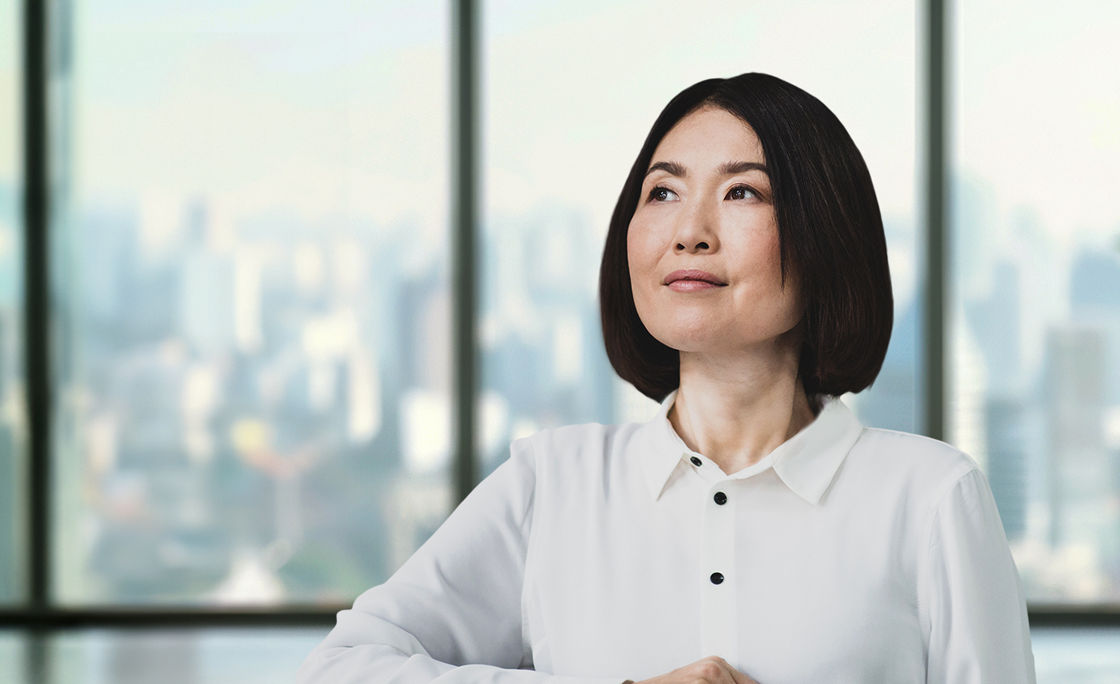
[626, 655, 760, 684]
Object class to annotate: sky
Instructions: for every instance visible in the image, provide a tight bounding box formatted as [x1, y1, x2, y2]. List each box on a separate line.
[953, 0, 1120, 244]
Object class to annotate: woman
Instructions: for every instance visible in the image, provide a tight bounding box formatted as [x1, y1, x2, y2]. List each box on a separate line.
[298, 73, 1036, 683]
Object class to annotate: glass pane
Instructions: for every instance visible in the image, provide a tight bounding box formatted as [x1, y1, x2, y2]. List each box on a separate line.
[951, 1, 1120, 603]
[0, 631, 27, 684]
[44, 628, 326, 684]
[480, 0, 922, 476]
[5, 626, 1116, 684]
[1032, 627, 1120, 683]
[0, 0, 26, 603]
[50, 1, 452, 604]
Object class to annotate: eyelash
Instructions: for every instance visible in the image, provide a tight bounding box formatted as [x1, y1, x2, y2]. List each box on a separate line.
[647, 184, 760, 203]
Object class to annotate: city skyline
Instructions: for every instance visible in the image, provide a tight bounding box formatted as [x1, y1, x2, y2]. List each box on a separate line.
[1, 172, 1119, 604]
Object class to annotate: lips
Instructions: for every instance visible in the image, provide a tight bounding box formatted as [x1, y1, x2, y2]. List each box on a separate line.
[663, 269, 727, 286]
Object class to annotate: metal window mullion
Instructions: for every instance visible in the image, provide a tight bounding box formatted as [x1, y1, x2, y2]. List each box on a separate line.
[23, 0, 51, 611]
[923, 0, 947, 442]
[452, 0, 479, 503]
[0, 603, 1114, 628]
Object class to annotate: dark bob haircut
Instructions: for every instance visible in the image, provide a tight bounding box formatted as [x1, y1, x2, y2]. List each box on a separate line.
[598, 72, 893, 409]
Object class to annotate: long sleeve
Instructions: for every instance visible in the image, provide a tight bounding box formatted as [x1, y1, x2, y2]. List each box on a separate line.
[296, 437, 626, 684]
[921, 467, 1037, 683]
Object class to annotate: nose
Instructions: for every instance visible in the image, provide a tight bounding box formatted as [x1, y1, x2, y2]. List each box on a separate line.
[673, 196, 719, 253]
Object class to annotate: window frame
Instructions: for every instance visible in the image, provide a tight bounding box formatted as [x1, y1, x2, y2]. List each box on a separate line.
[1, 0, 1112, 628]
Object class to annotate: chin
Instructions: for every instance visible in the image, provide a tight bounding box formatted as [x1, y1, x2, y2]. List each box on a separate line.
[649, 326, 728, 353]
[653, 322, 795, 356]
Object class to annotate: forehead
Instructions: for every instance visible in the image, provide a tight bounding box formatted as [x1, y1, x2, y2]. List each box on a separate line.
[651, 106, 766, 165]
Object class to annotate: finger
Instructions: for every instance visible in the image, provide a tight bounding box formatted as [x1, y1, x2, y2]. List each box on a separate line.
[711, 657, 758, 684]
[708, 657, 746, 684]
[730, 671, 760, 684]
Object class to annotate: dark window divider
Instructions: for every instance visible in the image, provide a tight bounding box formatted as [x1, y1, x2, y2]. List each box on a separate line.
[23, 0, 51, 614]
[923, 0, 947, 441]
[0, 607, 1115, 629]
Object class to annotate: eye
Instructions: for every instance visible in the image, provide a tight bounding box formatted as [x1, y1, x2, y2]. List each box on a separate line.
[727, 184, 759, 201]
[648, 185, 678, 202]
[647, 184, 761, 203]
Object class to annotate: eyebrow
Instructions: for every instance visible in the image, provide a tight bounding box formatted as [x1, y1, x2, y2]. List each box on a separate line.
[644, 160, 769, 180]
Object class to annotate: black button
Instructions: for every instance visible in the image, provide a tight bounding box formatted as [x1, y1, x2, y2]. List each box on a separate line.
[713, 491, 727, 505]
[690, 456, 702, 467]
[710, 572, 724, 585]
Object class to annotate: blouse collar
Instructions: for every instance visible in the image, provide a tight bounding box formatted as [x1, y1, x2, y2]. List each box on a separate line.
[638, 387, 865, 505]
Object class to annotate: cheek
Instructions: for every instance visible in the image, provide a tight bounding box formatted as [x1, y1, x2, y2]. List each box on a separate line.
[757, 232, 802, 316]
[742, 221, 784, 283]
[755, 220, 781, 265]
[626, 219, 659, 317]
[625, 219, 651, 278]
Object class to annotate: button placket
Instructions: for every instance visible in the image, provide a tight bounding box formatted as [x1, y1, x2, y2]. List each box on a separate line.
[700, 479, 738, 658]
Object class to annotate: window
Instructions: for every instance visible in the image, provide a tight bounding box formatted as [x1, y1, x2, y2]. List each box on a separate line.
[950, 0, 1120, 604]
[2, 0, 1115, 626]
[48, 1, 452, 605]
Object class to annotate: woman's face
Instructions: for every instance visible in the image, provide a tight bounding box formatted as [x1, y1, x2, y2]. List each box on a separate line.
[627, 105, 804, 356]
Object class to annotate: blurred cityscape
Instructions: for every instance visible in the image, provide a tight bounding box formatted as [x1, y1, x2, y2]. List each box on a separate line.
[950, 178, 1120, 603]
[5, 184, 461, 604]
[1, 172, 1119, 605]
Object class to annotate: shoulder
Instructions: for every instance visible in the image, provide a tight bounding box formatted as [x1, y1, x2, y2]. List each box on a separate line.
[847, 426, 983, 506]
[510, 420, 642, 487]
[854, 426, 979, 473]
[515, 420, 638, 458]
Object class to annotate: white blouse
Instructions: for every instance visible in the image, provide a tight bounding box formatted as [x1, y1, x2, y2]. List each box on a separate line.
[298, 389, 1037, 683]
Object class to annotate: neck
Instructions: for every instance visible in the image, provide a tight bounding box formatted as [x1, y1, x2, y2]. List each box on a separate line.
[668, 341, 817, 476]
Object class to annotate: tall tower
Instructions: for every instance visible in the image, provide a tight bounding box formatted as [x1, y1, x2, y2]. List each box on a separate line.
[1044, 326, 1110, 553]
